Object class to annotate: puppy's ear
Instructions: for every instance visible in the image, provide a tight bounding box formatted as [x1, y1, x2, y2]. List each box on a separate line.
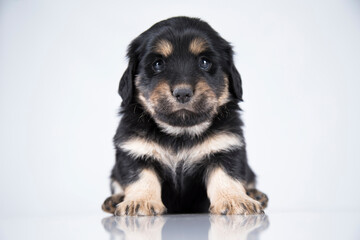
[228, 63, 243, 101]
[223, 44, 243, 102]
[119, 36, 144, 107]
[118, 58, 136, 107]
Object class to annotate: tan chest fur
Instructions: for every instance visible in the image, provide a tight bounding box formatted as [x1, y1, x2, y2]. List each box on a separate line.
[118, 132, 244, 170]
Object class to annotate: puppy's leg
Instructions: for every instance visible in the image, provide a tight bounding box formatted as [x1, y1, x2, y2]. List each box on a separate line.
[114, 168, 166, 216]
[207, 167, 263, 215]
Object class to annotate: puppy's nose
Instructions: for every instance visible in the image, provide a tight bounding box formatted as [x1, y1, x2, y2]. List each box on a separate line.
[173, 87, 193, 103]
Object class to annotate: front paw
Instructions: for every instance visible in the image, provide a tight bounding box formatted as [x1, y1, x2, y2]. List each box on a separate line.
[114, 199, 166, 216]
[210, 195, 264, 215]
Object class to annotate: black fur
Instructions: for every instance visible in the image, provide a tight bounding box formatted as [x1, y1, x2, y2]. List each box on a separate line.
[108, 17, 259, 214]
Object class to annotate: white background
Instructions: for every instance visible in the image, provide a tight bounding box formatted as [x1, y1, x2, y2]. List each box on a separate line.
[1, 0, 360, 218]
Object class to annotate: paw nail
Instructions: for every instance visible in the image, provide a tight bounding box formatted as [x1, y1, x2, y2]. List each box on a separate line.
[135, 204, 140, 213]
[221, 209, 229, 215]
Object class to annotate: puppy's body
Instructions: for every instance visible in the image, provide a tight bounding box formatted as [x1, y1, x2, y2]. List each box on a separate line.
[102, 17, 268, 215]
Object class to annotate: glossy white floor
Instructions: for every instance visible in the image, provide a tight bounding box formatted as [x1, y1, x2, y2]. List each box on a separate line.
[0, 211, 359, 240]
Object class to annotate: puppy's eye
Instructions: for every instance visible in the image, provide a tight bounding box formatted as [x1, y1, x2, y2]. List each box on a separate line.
[199, 57, 212, 71]
[152, 59, 165, 73]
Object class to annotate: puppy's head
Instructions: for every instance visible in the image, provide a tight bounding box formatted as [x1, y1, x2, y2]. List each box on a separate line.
[119, 17, 242, 133]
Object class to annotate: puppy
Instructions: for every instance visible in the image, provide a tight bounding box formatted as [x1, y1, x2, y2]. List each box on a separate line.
[102, 17, 268, 216]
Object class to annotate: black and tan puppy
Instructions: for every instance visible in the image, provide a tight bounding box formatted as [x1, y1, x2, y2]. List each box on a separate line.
[102, 17, 268, 216]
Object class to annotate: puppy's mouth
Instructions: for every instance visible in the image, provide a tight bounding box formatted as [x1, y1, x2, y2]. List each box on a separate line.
[154, 108, 214, 127]
[151, 90, 217, 127]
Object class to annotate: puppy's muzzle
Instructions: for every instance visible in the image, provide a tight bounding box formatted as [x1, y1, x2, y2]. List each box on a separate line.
[172, 87, 194, 104]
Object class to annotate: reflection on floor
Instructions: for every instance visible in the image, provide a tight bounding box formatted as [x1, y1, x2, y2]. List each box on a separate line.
[0, 211, 359, 239]
[102, 214, 269, 240]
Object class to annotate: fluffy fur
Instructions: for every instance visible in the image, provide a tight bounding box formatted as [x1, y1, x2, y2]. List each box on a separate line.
[102, 17, 268, 215]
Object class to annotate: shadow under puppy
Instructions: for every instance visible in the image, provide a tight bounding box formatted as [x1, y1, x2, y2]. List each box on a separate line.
[102, 17, 268, 216]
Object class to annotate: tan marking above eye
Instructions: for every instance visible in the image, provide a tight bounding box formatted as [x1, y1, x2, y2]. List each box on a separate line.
[189, 38, 208, 55]
[154, 39, 173, 57]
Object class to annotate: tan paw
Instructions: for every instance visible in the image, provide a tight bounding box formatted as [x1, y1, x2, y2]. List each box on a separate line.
[210, 195, 264, 215]
[114, 199, 166, 216]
